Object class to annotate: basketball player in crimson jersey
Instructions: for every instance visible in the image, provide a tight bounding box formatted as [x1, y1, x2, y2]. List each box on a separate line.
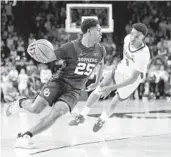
[69, 23, 151, 132]
[6, 19, 105, 148]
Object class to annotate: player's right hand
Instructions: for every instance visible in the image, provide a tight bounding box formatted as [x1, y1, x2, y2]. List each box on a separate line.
[86, 83, 98, 92]
[27, 39, 37, 57]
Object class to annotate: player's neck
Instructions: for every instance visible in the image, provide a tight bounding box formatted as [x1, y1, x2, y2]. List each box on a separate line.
[81, 36, 94, 48]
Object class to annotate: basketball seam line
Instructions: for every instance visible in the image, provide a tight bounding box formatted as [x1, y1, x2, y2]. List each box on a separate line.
[37, 44, 52, 59]
[37, 42, 53, 51]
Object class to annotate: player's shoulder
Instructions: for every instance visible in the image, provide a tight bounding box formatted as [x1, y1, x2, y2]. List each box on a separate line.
[60, 40, 75, 51]
[124, 34, 131, 43]
[137, 44, 151, 61]
[141, 44, 150, 55]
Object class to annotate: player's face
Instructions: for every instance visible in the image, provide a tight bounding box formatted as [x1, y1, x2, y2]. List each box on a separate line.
[130, 28, 145, 47]
[89, 24, 102, 43]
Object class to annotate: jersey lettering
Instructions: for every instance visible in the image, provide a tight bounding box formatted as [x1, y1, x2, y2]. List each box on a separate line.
[74, 62, 96, 76]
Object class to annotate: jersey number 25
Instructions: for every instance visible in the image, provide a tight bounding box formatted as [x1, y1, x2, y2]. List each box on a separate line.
[74, 63, 96, 76]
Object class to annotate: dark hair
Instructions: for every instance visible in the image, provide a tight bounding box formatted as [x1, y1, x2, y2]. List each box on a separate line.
[132, 23, 148, 36]
[81, 19, 99, 34]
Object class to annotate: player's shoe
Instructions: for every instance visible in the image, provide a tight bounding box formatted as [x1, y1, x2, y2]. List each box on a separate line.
[15, 133, 36, 149]
[68, 114, 85, 126]
[6, 96, 27, 116]
[93, 118, 106, 132]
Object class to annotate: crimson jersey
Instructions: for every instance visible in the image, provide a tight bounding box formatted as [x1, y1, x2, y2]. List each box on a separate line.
[54, 39, 105, 90]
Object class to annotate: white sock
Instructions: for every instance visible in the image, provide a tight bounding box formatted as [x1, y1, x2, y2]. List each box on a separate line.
[100, 112, 108, 121]
[80, 106, 91, 117]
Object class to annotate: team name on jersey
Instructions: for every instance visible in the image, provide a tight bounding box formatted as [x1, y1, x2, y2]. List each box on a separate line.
[78, 57, 98, 63]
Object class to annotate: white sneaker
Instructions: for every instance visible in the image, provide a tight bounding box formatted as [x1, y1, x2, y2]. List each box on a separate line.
[6, 96, 26, 116]
[15, 135, 36, 149]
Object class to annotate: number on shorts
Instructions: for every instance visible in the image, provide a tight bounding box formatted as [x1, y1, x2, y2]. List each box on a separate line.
[74, 62, 96, 75]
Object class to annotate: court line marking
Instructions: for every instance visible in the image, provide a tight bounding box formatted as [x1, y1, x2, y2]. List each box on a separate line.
[30, 133, 170, 155]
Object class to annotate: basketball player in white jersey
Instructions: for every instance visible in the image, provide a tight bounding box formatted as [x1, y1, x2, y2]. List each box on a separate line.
[69, 23, 151, 132]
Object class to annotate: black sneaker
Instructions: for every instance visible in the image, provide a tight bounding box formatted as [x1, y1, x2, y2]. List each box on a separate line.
[93, 118, 105, 132]
[68, 114, 85, 126]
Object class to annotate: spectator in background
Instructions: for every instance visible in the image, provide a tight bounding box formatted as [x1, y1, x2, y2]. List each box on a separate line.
[28, 79, 42, 98]
[2, 77, 19, 103]
[167, 18, 171, 37]
[7, 34, 14, 49]
[102, 37, 116, 57]
[159, 16, 168, 37]
[18, 68, 29, 96]
[125, 21, 132, 34]
[50, 25, 58, 39]
[157, 37, 168, 56]
[158, 65, 169, 97]
[144, 33, 154, 46]
[17, 36, 25, 56]
[10, 44, 17, 61]
[28, 33, 36, 45]
[5, 1, 13, 21]
[60, 29, 70, 42]
[26, 60, 38, 76]
[7, 21, 14, 34]
[44, 19, 52, 32]
[40, 64, 52, 85]
[2, 30, 8, 41]
[12, 32, 18, 45]
[1, 40, 10, 59]
[8, 65, 18, 89]
[165, 36, 171, 56]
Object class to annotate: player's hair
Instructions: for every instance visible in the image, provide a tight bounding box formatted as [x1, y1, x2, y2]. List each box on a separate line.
[132, 23, 148, 36]
[81, 19, 99, 34]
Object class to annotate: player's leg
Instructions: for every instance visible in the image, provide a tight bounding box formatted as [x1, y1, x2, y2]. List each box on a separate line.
[15, 83, 79, 149]
[5, 78, 57, 116]
[15, 101, 70, 149]
[20, 96, 48, 113]
[69, 70, 114, 126]
[93, 93, 123, 132]
[93, 79, 141, 132]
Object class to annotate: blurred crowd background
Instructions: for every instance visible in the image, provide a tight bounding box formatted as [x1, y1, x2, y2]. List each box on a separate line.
[1, 1, 171, 103]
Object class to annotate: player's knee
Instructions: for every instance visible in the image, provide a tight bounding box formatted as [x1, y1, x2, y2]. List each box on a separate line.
[31, 102, 44, 114]
[53, 101, 69, 116]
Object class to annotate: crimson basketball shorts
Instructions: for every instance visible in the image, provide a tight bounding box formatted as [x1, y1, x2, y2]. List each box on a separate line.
[39, 77, 81, 112]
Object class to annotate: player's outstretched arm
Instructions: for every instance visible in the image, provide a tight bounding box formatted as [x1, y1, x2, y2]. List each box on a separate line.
[86, 61, 104, 92]
[100, 70, 141, 99]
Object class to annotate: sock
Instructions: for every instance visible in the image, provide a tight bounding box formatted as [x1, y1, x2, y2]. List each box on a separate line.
[22, 131, 33, 138]
[19, 98, 27, 108]
[100, 112, 108, 121]
[80, 106, 91, 117]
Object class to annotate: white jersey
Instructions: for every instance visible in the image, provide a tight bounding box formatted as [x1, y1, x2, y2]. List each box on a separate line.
[94, 34, 151, 99]
[117, 34, 151, 81]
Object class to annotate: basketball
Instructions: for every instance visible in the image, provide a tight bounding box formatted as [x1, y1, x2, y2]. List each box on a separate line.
[34, 39, 54, 63]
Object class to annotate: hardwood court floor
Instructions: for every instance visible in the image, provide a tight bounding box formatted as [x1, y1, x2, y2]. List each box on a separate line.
[1, 99, 171, 157]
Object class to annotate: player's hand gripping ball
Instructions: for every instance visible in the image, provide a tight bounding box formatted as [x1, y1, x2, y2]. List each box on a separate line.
[27, 39, 55, 63]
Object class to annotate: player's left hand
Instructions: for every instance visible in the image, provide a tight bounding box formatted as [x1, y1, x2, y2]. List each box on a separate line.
[100, 85, 116, 99]
[86, 83, 98, 92]
[27, 39, 37, 57]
